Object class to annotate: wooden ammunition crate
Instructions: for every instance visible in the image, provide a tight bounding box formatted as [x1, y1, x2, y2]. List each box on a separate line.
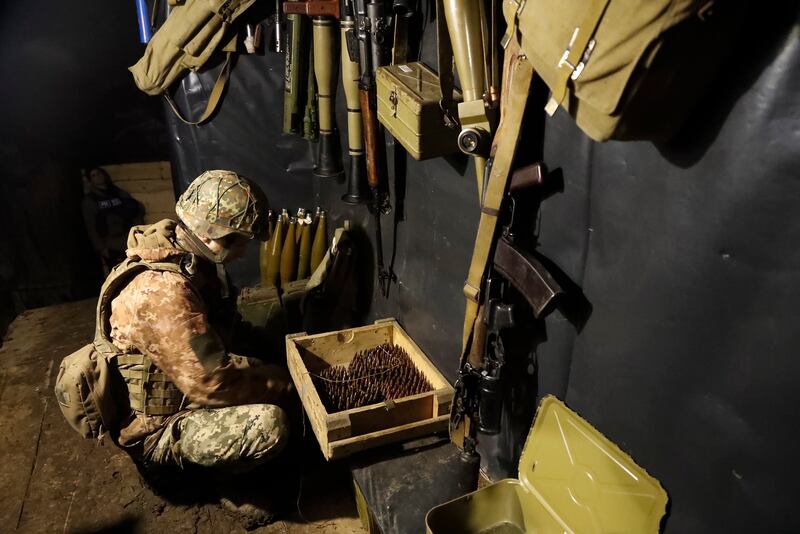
[286, 319, 454, 460]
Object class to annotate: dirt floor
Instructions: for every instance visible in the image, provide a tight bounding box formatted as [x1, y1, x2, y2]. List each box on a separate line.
[0, 299, 365, 534]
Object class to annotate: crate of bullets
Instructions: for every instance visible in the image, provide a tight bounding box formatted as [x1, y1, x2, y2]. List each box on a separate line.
[286, 319, 454, 460]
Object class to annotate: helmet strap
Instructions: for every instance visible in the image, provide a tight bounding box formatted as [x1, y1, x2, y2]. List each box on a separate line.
[175, 223, 231, 298]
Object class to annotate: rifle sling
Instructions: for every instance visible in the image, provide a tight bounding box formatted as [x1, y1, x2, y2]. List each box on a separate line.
[459, 40, 533, 366]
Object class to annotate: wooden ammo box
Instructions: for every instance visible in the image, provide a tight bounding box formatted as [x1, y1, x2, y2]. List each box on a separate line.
[426, 396, 668, 533]
[286, 319, 454, 460]
[376, 62, 461, 160]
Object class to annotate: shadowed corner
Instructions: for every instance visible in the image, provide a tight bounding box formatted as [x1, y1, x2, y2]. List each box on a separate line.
[70, 515, 141, 534]
[656, 2, 796, 167]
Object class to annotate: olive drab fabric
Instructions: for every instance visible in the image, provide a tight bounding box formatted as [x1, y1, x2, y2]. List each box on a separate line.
[55, 218, 290, 457]
[502, 0, 743, 141]
[129, 0, 256, 124]
[109, 219, 289, 454]
[54, 227, 195, 441]
[176, 170, 270, 241]
[129, 0, 255, 96]
[54, 343, 125, 440]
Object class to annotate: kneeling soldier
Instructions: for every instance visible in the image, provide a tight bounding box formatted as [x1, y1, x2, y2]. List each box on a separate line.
[103, 170, 294, 521]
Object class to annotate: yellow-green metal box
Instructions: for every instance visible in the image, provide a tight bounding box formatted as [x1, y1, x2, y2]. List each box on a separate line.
[426, 396, 668, 533]
[376, 62, 461, 161]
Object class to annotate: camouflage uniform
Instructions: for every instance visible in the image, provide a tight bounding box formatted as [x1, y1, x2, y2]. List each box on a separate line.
[107, 178, 287, 470]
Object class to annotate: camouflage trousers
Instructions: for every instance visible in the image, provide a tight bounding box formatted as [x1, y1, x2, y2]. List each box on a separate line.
[143, 404, 289, 472]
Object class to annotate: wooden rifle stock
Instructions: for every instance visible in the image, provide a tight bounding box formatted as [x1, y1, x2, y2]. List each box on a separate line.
[359, 88, 382, 191]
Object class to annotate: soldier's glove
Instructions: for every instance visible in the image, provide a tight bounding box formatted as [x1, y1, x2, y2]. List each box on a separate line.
[261, 364, 296, 408]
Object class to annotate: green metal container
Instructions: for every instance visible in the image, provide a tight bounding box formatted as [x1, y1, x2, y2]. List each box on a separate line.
[376, 62, 461, 161]
[426, 396, 668, 534]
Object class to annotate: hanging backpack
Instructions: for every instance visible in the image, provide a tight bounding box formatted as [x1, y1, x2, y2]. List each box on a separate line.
[502, 0, 744, 141]
[129, 0, 256, 124]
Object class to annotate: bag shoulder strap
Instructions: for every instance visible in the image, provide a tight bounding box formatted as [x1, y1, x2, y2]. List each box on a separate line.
[164, 51, 233, 125]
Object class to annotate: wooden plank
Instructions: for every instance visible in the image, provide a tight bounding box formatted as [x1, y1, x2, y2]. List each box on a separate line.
[143, 211, 177, 225]
[296, 324, 393, 371]
[328, 415, 450, 459]
[140, 201, 178, 220]
[286, 334, 335, 454]
[103, 162, 171, 182]
[120, 180, 174, 196]
[326, 412, 353, 442]
[131, 190, 176, 208]
[345, 392, 433, 435]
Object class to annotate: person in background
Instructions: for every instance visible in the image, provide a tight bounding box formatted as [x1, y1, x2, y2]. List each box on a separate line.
[81, 166, 144, 273]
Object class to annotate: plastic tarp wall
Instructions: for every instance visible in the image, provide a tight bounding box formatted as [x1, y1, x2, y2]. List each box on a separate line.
[161, 3, 799, 531]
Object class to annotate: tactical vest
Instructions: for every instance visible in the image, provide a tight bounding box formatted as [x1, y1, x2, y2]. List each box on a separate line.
[94, 254, 200, 417]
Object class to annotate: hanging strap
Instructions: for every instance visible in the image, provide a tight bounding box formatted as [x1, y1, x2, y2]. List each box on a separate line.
[163, 51, 233, 125]
[460, 38, 533, 359]
[435, 0, 458, 128]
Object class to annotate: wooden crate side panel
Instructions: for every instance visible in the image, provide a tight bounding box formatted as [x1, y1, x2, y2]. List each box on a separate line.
[391, 323, 452, 389]
[326, 412, 353, 443]
[328, 415, 450, 459]
[296, 324, 393, 370]
[286, 336, 335, 456]
[343, 391, 434, 436]
[432, 388, 454, 417]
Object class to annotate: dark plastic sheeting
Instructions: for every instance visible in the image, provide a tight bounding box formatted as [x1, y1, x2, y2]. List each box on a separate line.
[164, 5, 477, 386]
[163, 3, 800, 532]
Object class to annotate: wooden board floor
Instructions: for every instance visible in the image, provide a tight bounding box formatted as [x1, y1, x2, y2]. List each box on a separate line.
[0, 299, 364, 534]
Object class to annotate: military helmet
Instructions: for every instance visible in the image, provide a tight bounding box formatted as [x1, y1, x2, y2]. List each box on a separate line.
[176, 170, 269, 241]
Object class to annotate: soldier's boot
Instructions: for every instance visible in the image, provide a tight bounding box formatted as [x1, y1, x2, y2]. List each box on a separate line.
[213, 455, 302, 529]
[218, 489, 279, 529]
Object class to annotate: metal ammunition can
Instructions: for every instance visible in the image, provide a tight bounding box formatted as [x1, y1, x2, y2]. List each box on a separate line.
[376, 62, 461, 161]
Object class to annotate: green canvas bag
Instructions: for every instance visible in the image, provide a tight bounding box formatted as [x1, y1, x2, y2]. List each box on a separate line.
[129, 0, 256, 124]
[502, 0, 743, 141]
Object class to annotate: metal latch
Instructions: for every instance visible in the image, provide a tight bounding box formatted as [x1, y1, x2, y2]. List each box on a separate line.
[389, 90, 398, 117]
[557, 27, 596, 81]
